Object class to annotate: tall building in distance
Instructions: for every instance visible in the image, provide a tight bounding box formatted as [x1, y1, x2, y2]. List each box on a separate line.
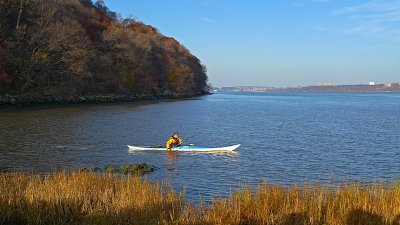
[319, 82, 336, 86]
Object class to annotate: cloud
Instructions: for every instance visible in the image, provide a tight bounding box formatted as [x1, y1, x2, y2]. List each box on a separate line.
[332, 0, 400, 15]
[292, 2, 304, 8]
[329, 0, 400, 42]
[202, 17, 217, 24]
[313, 0, 331, 3]
[293, 0, 330, 8]
[361, 43, 390, 53]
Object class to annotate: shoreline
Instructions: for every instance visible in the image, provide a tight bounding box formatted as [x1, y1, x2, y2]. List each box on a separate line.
[216, 84, 400, 93]
[0, 92, 211, 108]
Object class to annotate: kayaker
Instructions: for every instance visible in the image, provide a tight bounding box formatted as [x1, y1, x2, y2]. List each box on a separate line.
[166, 132, 183, 150]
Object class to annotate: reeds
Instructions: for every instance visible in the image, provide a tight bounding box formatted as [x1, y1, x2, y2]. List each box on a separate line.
[201, 182, 400, 225]
[1, 172, 400, 225]
[0, 171, 184, 225]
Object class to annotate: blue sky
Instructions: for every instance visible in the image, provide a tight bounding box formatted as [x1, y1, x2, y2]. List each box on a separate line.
[104, 0, 400, 87]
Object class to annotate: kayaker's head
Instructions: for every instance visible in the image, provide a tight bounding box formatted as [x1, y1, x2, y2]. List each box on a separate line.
[172, 132, 179, 139]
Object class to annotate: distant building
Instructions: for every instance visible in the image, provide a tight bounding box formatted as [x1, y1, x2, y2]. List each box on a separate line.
[384, 82, 400, 87]
[319, 82, 335, 86]
[369, 82, 375, 86]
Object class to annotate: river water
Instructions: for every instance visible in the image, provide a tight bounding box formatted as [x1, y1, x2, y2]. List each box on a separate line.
[1, 93, 399, 200]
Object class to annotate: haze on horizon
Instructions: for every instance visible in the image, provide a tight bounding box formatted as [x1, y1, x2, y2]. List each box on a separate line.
[105, 0, 400, 87]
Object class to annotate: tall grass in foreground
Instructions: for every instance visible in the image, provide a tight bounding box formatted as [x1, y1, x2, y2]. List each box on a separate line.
[1, 172, 400, 225]
[0, 172, 184, 225]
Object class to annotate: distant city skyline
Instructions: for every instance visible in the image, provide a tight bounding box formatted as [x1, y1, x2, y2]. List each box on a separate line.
[104, 0, 400, 87]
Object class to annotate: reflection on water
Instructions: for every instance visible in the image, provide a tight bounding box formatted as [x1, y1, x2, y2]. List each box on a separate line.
[166, 151, 180, 163]
[1, 93, 400, 200]
[166, 151, 180, 172]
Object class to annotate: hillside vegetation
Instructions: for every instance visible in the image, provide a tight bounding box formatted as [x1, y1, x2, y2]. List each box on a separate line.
[0, 0, 209, 103]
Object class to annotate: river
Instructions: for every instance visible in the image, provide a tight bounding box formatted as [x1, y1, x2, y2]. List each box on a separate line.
[1, 92, 399, 200]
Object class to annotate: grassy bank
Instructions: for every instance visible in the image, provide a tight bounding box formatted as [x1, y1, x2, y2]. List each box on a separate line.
[1, 172, 400, 225]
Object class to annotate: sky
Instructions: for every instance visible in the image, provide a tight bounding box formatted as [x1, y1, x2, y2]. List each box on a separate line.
[103, 0, 400, 87]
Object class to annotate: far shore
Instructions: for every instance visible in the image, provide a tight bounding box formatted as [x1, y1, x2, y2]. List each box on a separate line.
[217, 84, 400, 93]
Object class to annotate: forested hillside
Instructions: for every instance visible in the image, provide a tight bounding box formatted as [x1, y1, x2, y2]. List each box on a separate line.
[0, 0, 209, 104]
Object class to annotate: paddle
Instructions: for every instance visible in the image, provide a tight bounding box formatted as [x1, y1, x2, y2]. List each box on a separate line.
[184, 135, 197, 146]
[184, 135, 196, 142]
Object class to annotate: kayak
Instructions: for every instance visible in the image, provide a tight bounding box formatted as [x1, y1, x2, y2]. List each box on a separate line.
[127, 144, 240, 152]
[128, 144, 240, 152]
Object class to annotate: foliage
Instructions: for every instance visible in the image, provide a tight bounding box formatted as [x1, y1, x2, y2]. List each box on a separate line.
[0, 0, 209, 97]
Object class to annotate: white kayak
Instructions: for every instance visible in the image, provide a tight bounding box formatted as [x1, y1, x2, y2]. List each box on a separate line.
[127, 144, 240, 152]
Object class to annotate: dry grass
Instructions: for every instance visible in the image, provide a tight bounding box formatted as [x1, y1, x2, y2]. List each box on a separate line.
[1, 172, 400, 225]
[201, 182, 400, 225]
[0, 171, 184, 225]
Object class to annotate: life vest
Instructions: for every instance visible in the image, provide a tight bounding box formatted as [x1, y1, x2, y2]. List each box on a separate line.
[166, 137, 182, 149]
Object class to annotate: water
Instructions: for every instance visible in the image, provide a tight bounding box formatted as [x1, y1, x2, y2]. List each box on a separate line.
[1, 93, 400, 200]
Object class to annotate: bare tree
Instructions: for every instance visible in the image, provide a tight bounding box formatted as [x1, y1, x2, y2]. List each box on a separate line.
[16, 0, 29, 30]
